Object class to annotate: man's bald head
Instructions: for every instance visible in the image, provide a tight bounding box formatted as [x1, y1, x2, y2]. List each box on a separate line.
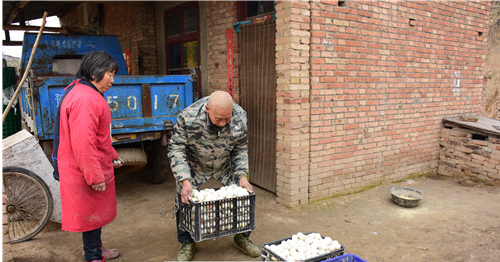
[206, 91, 233, 128]
[208, 91, 233, 109]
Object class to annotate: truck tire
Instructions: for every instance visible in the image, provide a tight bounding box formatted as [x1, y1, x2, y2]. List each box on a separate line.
[115, 148, 147, 173]
[144, 142, 170, 184]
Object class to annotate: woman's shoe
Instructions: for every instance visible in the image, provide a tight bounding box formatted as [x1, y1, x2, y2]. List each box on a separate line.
[101, 247, 119, 260]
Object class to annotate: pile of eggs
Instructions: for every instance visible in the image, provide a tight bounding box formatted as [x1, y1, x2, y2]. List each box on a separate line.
[190, 184, 250, 202]
[188, 185, 252, 234]
[264, 232, 342, 261]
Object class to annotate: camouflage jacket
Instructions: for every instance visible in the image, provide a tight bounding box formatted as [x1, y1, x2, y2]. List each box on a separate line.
[168, 96, 249, 208]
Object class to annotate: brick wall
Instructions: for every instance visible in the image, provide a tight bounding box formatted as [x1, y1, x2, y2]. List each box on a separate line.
[439, 121, 500, 181]
[60, 3, 158, 75]
[271, 0, 492, 206]
[305, 0, 490, 202]
[103, 2, 158, 75]
[206, 2, 241, 102]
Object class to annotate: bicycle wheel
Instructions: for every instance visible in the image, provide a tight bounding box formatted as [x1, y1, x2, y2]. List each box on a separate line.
[3, 166, 53, 243]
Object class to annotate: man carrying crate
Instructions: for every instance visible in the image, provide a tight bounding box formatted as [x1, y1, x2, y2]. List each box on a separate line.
[168, 90, 260, 261]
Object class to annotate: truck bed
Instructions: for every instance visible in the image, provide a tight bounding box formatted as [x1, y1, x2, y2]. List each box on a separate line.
[20, 75, 194, 143]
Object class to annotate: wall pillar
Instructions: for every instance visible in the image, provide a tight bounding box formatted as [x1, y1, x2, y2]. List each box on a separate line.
[275, 1, 311, 207]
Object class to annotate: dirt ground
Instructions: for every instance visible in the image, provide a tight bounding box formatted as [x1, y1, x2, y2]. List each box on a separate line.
[7, 168, 500, 262]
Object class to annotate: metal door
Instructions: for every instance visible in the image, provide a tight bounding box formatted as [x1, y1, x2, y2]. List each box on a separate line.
[239, 21, 277, 192]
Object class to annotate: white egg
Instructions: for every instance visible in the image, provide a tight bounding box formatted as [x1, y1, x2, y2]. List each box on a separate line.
[297, 245, 306, 254]
[324, 237, 333, 244]
[297, 232, 306, 240]
[305, 237, 314, 245]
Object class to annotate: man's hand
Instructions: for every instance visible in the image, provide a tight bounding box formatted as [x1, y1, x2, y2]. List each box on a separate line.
[181, 179, 193, 204]
[113, 156, 124, 168]
[239, 176, 254, 193]
[92, 182, 106, 192]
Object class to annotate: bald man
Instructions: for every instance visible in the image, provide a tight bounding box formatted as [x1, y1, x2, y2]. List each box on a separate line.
[168, 91, 259, 261]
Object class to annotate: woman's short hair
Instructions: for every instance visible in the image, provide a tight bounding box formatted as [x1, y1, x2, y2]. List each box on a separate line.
[76, 51, 119, 82]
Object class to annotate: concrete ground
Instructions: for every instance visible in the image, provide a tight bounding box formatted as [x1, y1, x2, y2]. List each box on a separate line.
[8, 169, 500, 262]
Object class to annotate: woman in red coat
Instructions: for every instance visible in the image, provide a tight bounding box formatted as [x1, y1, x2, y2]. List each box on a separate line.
[56, 51, 123, 262]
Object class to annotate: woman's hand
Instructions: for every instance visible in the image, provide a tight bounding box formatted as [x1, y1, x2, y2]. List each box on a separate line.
[92, 182, 106, 192]
[113, 156, 124, 168]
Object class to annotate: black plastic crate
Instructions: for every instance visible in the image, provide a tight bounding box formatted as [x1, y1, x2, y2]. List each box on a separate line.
[179, 192, 255, 241]
[261, 233, 344, 262]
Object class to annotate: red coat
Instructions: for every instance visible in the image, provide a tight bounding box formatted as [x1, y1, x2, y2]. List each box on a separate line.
[58, 81, 118, 232]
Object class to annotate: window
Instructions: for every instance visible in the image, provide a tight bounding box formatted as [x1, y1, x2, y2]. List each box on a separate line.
[164, 2, 199, 75]
[238, 1, 276, 21]
[52, 55, 83, 76]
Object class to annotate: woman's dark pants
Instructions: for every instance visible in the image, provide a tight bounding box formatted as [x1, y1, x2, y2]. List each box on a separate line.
[82, 227, 102, 261]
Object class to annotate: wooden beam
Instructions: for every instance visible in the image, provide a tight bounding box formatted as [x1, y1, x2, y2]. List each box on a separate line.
[3, 40, 23, 46]
[3, 24, 64, 33]
[6, 1, 30, 25]
[4, 30, 11, 42]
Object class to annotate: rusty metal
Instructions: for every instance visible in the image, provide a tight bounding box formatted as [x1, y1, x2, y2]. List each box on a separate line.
[7, 204, 16, 213]
[142, 84, 152, 117]
[20, 34, 128, 77]
[239, 21, 277, 192]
